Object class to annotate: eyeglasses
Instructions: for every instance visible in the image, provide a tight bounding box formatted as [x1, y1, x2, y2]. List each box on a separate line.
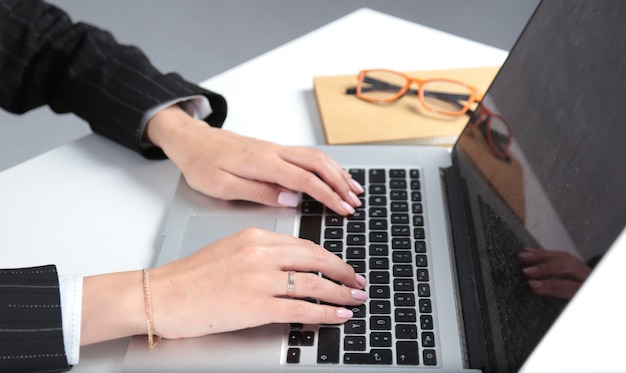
[346, 69, 483, 116]
[468, 106, 513, 160]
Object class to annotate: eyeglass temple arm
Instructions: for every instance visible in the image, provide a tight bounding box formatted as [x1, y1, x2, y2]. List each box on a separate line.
[346, 76, 474, 104]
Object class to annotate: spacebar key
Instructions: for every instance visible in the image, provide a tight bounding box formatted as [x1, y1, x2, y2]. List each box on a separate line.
[317, 327, 340, 364]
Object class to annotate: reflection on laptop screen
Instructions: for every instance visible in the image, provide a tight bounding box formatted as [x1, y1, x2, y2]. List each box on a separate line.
[453, 1, 626, 371]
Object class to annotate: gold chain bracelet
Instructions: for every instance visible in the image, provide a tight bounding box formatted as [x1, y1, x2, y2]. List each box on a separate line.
[143, 269, 162, 348]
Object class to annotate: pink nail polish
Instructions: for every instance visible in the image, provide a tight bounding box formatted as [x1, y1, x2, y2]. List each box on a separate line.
[340, 200, 355, 214]
[351, 289, 368, 301]
[349, 191, 362, 207]
[336, 308, 353, 319]
[350, 179, 365, 194]
[277, 191, 299, 207]
[522, 266, 538, 274]
[518, 252, 534, 260]
[355, 274, 367, 288]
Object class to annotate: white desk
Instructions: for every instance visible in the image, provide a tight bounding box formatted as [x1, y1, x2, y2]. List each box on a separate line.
[0, 8, 623, 373]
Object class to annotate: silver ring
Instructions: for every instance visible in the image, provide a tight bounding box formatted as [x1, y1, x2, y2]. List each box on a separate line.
[286, 271, 296, 297]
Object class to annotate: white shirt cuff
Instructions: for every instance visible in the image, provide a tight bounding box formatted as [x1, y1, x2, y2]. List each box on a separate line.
[59, 274, 83, 365]
[139, 95, 213, 150]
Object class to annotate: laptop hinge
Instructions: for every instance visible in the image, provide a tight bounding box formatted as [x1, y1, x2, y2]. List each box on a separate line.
[442, 158, 492, 372]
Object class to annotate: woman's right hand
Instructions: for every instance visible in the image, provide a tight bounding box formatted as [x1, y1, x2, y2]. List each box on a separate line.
[81, 229, 368, 345]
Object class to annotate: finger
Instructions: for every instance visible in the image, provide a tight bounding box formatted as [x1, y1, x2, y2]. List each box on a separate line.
[274, 272, 368, 306]
[528, 279, 581, 300]
[220, 154, 355, 216]
[236, 228, 324, 249]
[518, 248, 591, 280]
[191, 168, 301, 208]
[517, 247, 554, 265]
[521, 257, 590, 282]
[279, 147, 365, 197]
[261, 159, 359, 216]
[236, 146, 362, 215]
[271, 298, 355, 325]
[219, 230, 365, 288]
[223, 144, 363, 215]
[276, 239, 367, 289]
[279, 147, 366, 208]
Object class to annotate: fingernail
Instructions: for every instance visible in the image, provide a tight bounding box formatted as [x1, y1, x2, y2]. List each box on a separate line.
[355, 274, 367, 288]
[351, 289, 368, 301]
[336, 308, 353, 319]
[518, 252, 534, 260]
[348, 191, 362, 207]
[277, 191, 299, 207]
[528, 280, 543, 288]
[522, 266, 538, 274]
[340, 200, 355, 215]
[350, 179, 364, 194]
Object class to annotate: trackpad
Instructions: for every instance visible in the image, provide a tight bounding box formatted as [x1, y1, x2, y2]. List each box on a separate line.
[177, 216, 277, 258]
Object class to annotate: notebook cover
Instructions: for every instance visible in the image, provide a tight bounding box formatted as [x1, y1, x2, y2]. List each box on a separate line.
[314, 66, 500, 145]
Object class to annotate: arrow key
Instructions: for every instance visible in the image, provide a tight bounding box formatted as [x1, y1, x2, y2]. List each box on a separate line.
[396, 341, 419, 365]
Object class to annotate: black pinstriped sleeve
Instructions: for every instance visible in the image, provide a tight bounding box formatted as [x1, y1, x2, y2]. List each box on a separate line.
[0, 0, 227, 159]
[0, 265, 69, 373]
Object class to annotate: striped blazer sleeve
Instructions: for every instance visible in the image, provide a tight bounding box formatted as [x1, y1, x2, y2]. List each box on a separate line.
[0, 0, 227, 159]
[0, 265, 69, 373]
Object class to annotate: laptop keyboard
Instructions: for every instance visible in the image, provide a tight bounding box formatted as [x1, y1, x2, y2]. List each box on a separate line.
[285, 168, 438, 367]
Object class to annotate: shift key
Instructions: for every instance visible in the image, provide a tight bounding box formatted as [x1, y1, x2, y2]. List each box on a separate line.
[317, 327, 340, 364]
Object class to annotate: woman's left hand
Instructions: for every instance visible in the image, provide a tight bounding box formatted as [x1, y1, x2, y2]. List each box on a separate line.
[146, 105, 364, 215]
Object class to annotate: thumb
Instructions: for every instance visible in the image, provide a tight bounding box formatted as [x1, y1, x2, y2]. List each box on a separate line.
[226, 177, 299, 208]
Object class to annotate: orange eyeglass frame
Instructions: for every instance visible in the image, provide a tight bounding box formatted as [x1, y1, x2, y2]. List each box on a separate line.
[355, 69, 484, 116]
[468, 106, 513, 160]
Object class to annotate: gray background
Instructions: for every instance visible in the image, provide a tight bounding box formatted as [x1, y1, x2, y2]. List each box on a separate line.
[0, 0, 539, 172]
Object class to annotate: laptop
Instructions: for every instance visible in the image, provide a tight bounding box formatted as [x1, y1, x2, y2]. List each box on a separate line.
[123, 1, 626, 371]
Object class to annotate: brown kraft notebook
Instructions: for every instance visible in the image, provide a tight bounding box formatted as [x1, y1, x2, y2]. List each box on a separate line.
[314, 66, 500, 146]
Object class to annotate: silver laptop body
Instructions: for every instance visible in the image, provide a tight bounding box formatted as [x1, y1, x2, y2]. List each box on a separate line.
[125, 146, 468, 372]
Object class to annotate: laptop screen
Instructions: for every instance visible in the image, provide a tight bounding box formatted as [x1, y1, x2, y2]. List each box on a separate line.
[452, 1, 626, 371]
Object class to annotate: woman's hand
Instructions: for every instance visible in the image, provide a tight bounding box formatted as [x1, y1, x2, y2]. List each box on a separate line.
[81, 229, 368, 345]
[518, 247, 591, 300]
[149, 229, 367, 339]
[145, 105, 364, 215]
